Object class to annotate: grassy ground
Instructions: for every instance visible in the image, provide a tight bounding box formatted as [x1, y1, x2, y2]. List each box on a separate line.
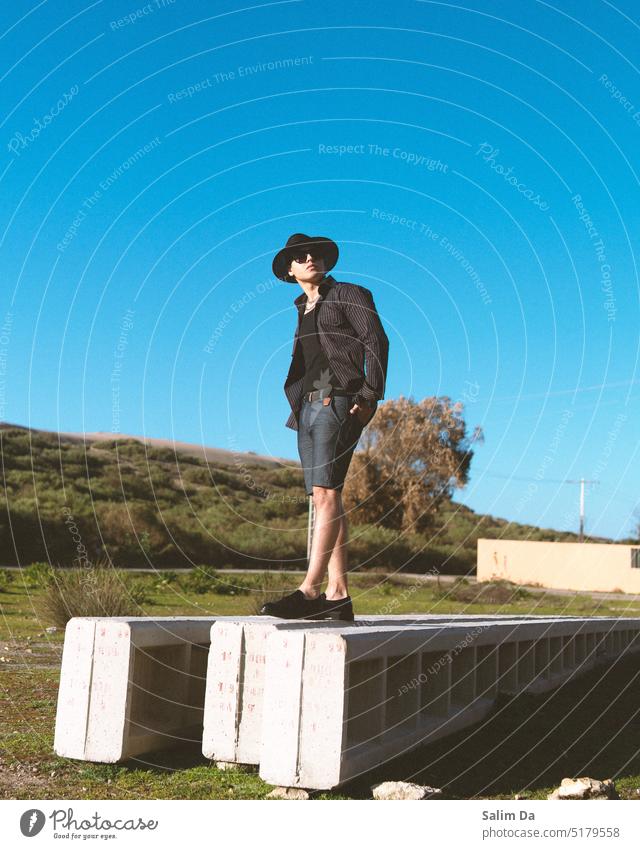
[2, 573, 640, 800]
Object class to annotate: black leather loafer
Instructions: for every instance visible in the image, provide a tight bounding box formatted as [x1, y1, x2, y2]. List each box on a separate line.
[318, 593, 355, 622]
[259, 589, 323, 619]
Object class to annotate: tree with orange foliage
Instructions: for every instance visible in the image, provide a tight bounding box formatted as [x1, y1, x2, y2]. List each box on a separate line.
[343, 395, 483, 533]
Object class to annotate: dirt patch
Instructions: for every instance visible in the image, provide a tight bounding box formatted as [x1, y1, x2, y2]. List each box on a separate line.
[0, 635, 62, 669]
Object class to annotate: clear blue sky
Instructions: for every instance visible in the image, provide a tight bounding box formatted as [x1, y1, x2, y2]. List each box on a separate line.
[1, 0, 638, 541]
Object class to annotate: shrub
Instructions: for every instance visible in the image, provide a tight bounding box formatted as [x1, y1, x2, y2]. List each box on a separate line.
[211, 573, 252, 596]
[0, 568, 15, 592]
[36, 558, 145, 627]
[126, 577, 152, 606]
[182, 566, 251, 596]
[378, 579, 395, 597]
[154, 570, 178, 588]
[181, 567, 214, 595]
[23, 561, 55, 587]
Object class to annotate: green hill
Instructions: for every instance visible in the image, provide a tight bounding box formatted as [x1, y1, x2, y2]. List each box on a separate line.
[0, 424, 620, 573]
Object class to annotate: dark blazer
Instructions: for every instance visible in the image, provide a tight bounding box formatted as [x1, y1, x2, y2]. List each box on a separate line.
[283, 274, 389, 430]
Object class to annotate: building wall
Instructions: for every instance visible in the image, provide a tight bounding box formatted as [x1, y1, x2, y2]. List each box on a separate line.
[477, 538, 640, 594]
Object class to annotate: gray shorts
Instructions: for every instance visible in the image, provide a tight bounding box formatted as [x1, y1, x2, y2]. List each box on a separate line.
[297, 394, 365, 496]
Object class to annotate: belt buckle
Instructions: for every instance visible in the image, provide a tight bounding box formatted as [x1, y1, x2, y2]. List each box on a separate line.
[309, 387, 331, 403]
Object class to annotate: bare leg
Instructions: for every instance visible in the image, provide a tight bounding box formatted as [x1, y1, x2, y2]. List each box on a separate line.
[299, 487, 348, 599]
[325, 509, 349, 600]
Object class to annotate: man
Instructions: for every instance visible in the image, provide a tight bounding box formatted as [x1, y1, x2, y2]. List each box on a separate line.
[260, 233, 389, 621]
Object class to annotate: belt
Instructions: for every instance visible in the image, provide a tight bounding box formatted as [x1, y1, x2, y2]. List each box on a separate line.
[303, 387, 354, 403]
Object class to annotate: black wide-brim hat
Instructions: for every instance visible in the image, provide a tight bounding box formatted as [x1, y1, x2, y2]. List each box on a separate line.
[272, 233, 339, 282]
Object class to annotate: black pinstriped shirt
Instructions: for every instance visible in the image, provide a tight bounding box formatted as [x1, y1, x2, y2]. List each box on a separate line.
[283, 274, 389, 431]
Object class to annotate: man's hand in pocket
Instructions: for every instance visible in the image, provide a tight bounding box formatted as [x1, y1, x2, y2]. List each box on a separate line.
[349, 400, 377, 427]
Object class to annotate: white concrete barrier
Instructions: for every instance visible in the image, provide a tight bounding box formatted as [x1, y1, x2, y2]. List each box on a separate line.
[258, 617, 640, 789]
[54, 616, 264, 762]
[56, 612, 637, 776]
[201, 614, 575, 766]
[58, 614, 493, 763]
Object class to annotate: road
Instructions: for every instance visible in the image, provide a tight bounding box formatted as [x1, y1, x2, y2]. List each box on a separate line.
[4, 565, 639, 601]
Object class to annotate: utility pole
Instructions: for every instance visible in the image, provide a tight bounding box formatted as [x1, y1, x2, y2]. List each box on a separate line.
[565, 479, 599, 542]
[307, 496, 316, 562]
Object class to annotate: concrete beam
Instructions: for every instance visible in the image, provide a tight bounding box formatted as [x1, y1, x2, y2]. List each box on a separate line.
[201, 614, 546, 765]
[54, 616, 265, 762]
[258, 617, 640, 789]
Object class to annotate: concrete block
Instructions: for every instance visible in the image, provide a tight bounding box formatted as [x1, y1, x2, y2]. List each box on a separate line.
[202, 614, 539, 765]
[56, 609, 640, 781]
[54, 616, 263, 762]
[259, 617, 640, 789]
[202, 618, 358, 764]
[59, 613, 488, 764]
[53, 617, 96, 760]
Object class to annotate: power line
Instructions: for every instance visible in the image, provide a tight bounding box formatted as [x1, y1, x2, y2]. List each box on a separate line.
[474, 470, 574, 484]
[469, 471, 634, 541]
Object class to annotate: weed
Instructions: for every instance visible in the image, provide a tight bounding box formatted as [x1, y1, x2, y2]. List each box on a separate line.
[35, 558, 144, 626]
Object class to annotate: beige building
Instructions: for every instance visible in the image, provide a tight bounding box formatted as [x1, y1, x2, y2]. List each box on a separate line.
[477, 538, 640, 594]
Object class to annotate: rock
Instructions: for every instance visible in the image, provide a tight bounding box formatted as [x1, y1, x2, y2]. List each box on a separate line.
[372, 781, 443, 800]
[548, 777, 619, 800]
[45, 626, 58, 633]
[266, 786, 310, 800]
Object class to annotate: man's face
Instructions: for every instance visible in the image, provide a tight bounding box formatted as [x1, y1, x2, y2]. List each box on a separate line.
[287, 250, 326, 284]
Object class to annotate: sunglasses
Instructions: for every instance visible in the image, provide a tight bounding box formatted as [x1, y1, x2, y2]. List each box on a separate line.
[288, 249, 325, 265]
